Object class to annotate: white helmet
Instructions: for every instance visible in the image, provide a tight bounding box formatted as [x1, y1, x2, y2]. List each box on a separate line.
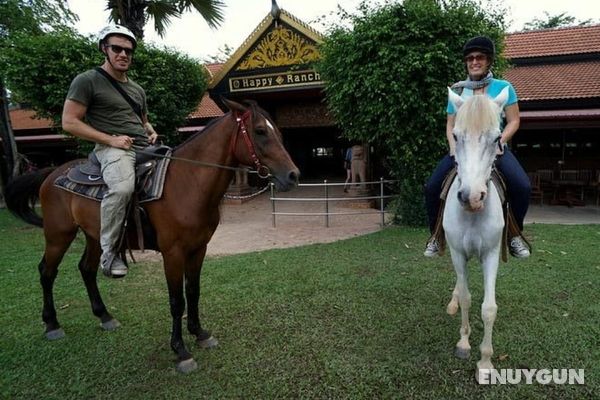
[98, 24, 137, 51]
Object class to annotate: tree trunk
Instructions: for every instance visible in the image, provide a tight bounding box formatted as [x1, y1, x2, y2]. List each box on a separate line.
[112, 0, 146, 40]
[0, 79, 20, 197]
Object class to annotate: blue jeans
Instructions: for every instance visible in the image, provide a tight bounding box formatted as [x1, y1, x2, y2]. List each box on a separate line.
[424, 148, 531, 233]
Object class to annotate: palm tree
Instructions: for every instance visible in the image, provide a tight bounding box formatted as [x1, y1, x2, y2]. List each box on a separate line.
[106, 0, 225, 40]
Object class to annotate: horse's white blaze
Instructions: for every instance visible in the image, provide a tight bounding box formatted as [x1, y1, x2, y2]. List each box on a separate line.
[265, 119, 275, 133]
[444, 89, 506, 382]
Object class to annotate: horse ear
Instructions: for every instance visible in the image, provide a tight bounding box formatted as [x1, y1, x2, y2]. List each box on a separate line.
[493, 86, 509, 109]
[221, 97, 247, 113]
[448, 87, 464, 110]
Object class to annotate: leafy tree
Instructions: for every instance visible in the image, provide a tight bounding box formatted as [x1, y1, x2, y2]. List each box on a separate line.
[106, 0, 225, 39]
[523, 12, 594, 31]
[203, 43, 233, 64]
[0, 0, 77, 188]
[128, 45, 207, 144]
[0, 0, 76, 39]
[0, 30, 207, 146]
[317, 0, 508, 225]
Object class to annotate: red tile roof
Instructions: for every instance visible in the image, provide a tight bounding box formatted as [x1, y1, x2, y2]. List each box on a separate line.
[10, 109, 54, 130]
[503, 60, 600, 101]
[188, 93, 224, 119]
[505, 24, 600, 59]
[185, 64, 225, 120]
[205, 63, 224, 78]
[503, 25, 600, 102]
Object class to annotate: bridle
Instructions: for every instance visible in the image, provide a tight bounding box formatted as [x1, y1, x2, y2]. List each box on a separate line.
[134, 109, 271, 177]
[453, 133, 502, 186]
[230, 110, 270, 179]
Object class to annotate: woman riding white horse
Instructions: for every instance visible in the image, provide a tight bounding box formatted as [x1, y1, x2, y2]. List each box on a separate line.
[444, 87, 508, 383]
[424, 36, 530, 258]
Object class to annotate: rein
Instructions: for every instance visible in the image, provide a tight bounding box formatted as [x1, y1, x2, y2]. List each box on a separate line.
[133, 110, 270, 177]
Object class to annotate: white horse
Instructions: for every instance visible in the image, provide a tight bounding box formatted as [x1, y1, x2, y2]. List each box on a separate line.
[443, 87, 509, 383]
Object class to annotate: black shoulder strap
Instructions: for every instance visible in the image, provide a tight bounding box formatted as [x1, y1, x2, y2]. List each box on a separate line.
[94, 67, 143, 120]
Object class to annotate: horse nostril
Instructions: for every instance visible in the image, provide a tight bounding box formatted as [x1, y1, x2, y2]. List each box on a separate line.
[288, 170, 299, 183]
[480, 191, 486, 201]
[457, 190, 463, 202]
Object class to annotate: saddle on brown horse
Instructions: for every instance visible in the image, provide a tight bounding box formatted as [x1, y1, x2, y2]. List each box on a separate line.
[428, 167, 530, 262]
[54, 145, 172, 254]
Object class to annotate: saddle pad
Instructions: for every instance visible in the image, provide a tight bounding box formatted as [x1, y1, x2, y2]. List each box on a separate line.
[54, 153, 172, 203]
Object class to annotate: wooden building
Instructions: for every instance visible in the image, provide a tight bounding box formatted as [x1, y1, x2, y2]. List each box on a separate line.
[505, 25, 600, 174]
[202, 5, 344, 179]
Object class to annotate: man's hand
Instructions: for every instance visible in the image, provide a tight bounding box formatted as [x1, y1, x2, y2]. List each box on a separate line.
[148, 131, 158, 144]
[110, 135, 133, 150]
[144, 122, 158, 144]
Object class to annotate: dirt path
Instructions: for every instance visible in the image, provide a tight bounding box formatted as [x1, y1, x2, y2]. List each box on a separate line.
[134, 185, 386, 261]
[130, 184, 600, 263]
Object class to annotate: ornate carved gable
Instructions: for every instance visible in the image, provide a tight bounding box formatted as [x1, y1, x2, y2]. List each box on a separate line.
[237, 25, 319, 70]
[209, 9, 324, 93]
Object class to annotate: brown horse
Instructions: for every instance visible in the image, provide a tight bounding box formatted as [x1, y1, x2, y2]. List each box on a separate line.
[4, 99, 299, 373]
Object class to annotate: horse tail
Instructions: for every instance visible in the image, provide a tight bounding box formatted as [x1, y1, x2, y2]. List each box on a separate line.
[4, 167, 55, 227]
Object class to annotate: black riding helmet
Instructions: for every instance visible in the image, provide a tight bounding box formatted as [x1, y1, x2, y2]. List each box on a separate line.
[462, 36, 495, 60]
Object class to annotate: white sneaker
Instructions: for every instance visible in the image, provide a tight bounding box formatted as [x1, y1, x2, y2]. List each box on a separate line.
[424, 239, 440, 257]
[509, 237, 530, 258]
[100, 253, 128, 277]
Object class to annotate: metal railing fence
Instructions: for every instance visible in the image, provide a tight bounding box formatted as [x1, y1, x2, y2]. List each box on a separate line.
[270, 178, 398, 227]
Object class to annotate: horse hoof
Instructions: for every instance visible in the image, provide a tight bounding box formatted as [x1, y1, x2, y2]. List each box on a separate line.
[101, 319, 121, 331]
[176, 358, 198, 374]
[455, 347, 470, 360]
[198, 335, 219, 349]
[45, 328, 65, 340]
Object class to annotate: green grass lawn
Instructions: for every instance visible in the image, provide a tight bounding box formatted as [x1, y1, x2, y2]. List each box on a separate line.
[1, 209, 599, 399]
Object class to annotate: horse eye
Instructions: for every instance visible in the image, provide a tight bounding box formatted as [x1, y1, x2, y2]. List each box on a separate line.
[255, 128, 267, 136]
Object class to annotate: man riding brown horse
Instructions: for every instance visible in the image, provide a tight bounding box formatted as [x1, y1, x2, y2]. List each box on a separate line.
[62, 24, 159, 277]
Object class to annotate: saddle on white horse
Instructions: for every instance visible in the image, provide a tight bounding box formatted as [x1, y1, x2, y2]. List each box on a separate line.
[427, 166, 530, 262]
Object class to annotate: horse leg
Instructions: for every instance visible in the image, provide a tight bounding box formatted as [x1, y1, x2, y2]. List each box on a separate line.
[476, 251, 500, 383]
[78, 235, 120, 331]
[447, 282, 459, 316]
[39, 232, 76, 340]
[185, 246, 218, 349]
[450, 252, 471, 360]
[163, 249, 197, 373]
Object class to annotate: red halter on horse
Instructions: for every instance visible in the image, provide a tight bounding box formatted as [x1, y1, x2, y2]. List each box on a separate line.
[4, 98, 299, 373]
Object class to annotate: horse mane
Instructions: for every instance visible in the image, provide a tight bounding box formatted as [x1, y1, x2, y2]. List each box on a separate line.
[174, 115, 224, 151]
[454, 95, 500, 136]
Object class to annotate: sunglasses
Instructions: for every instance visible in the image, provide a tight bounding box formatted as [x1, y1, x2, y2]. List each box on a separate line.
[464, 54, 487, 63]
[105, 44, 134, 57]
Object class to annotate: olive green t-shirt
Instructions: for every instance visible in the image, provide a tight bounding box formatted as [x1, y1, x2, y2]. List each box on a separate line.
[66, 69, 147, 138]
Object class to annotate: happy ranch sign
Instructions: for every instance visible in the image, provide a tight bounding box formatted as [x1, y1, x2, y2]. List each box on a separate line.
[228, 70, 323, 92]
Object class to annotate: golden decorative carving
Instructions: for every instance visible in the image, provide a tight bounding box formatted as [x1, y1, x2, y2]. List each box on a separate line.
[237, 26, 319, 70]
